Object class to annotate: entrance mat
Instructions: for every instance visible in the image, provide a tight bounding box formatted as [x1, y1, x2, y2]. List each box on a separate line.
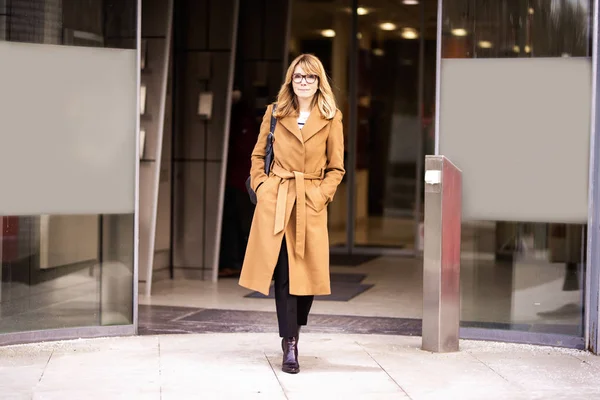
[244, 283, 374, 302]
[244, 273, 373, 301]
[330, 254, 380, 266]
[174, 308, 421, 336]
[329, 272, 367, 283]
[138, 305, 584, 342]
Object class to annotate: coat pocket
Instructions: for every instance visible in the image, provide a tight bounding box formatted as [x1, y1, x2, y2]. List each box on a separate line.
[257, 175, 277, 200]
[306, 181, 328, 212]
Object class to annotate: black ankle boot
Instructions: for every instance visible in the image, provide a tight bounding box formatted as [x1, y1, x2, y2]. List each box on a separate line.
[281, 337, 300, 374]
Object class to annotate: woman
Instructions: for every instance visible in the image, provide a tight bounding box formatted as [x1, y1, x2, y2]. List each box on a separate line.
[239, 54, 345, 374]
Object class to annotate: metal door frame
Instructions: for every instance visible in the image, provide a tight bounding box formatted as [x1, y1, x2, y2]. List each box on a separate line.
[586, 0, 600, 354]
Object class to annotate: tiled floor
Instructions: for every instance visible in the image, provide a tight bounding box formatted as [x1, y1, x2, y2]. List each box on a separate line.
[141, 255, 583, 338]
[1, 333, 599, 399]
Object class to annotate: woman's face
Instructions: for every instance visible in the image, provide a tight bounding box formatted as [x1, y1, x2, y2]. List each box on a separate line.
[291, 65, 319, 101]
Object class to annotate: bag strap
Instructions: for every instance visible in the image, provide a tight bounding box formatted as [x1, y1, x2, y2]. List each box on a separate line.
[269, 104, 277, 134]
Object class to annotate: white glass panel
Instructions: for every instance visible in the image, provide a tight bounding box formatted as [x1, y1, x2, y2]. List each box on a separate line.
[439, 58, 591, 223]
[0, 42, 136, 215]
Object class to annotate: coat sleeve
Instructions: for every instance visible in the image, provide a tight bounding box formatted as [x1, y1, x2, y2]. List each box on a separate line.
[320, 110, 346, 204]
[250, 104, 274, 192]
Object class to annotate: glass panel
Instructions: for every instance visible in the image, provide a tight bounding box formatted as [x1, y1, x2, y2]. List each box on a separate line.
[0, 1, 137, 335]
[348, 0, 437, 249]
[289, 0, 351, 248]
[1, 0, 137, 49]
[442, 0, 592, 59]
[0, 214, 134, 333]
[441, 0, 591, 337]
[461, 221, 585, 336]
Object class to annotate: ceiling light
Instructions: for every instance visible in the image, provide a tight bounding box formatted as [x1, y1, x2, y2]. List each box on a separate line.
[373, 48, 385, 56]
[451, 28, 467, 37]
[344, 7, 369, 15]
[380, 22, 397, 31]
[478, 40, 492, 49]
[403, 0, 419, 4]
[321, 29, 336, 38]
[401, 28, 419, 40]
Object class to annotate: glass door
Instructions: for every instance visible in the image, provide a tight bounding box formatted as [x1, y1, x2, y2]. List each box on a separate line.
[289, 0, 438, 255]
[289, 0, 353, 250]
[349, 0, 438, 253]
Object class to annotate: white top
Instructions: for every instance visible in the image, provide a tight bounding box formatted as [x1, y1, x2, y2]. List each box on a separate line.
[298, 111, 310, 130]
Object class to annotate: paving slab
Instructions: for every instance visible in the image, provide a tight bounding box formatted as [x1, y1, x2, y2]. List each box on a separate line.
[0, 333, 599, 399]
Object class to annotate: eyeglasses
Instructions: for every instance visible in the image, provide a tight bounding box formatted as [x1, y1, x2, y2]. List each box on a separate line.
[292, 73, 318, 84]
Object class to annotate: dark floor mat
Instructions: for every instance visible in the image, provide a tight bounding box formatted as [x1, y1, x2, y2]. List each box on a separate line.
[245, 281, 373, 302]
[330, 272, 367, 283]
[138, 305, 583, 347]
[330, 254, 380, 266]
[245, 272, 371, 302]
[174, 308, 420, 336]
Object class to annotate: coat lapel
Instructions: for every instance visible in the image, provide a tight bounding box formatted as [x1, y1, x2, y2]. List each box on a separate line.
[279, 116, 304, 144]
[301, 107, 329, 142]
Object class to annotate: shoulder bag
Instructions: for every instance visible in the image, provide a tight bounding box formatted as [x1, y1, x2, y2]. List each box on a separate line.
[245, 104, 277, 204]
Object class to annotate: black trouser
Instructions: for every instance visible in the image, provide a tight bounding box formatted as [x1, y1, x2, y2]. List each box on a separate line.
[274, 237, 314, 338]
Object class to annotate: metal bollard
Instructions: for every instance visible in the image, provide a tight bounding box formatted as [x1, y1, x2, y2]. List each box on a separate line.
[422, 155, 462, 353]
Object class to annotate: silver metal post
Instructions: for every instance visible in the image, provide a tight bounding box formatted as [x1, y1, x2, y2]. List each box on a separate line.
[586, 0, 600, 354]
[422, 155, 462, 353]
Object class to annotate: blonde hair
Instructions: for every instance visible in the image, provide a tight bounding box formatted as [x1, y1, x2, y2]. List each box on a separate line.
[274, 54, 337, 120]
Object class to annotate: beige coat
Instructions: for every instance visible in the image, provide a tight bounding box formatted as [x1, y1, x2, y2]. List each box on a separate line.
[239, 104, 345, 296]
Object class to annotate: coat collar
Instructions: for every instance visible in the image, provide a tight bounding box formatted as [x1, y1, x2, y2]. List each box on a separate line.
[278, 106, 330, 144]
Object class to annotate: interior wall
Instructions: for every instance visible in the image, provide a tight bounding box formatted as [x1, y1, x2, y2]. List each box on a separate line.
[171, 0, 238, 278]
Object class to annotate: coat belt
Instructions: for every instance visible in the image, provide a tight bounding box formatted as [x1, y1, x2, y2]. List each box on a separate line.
[271, 164, 324, 259]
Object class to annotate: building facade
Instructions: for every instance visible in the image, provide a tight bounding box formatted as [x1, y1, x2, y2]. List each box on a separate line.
[0, 0, 599, 353]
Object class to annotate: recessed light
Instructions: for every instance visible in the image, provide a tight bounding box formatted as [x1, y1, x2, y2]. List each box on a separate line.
[321, 29, 336, 38]
[401, 28, 419, 40]
[344, 7, 370, 15]
[403, 0, 419, 4]
[380, 22, 397, 31]
[478, 40, 492, 49]
[451, 28, 467, 37]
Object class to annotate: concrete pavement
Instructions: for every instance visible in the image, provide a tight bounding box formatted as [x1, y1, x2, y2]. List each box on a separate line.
[1, 333, 599, 399]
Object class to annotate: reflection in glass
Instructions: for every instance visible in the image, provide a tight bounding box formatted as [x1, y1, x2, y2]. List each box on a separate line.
[442, 0, 592, 59]
[0, 214, 134, 334]
[460, 221, 585, 336]
[1, 0, 137, 49]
